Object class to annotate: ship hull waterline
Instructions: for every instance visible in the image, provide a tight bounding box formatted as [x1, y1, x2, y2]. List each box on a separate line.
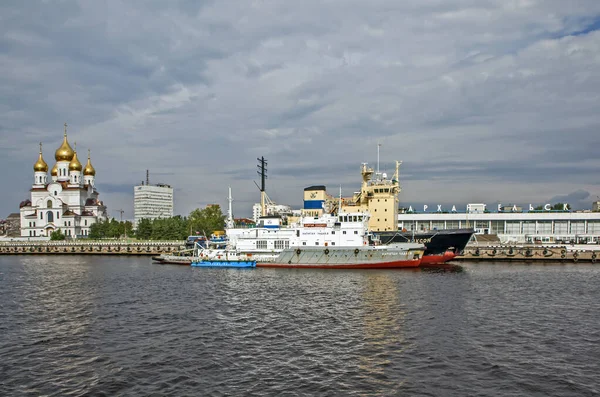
[419, 250, 457, 265]
[257, 259, 421, 269]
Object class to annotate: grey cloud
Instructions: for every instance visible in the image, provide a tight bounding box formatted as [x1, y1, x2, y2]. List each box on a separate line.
[2, 1, 600, 219]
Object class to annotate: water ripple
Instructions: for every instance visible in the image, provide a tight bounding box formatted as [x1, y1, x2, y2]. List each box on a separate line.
[1, 258, 599, 396]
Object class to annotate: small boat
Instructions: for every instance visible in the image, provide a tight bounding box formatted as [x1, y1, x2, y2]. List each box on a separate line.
[152, 249, 196, 265]
[191, 248, 256, 268]
[191, 259, 256, 268]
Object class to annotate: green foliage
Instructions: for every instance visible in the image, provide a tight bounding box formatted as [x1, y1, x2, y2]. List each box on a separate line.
[150, 216, 189, 240]
[553, 203, 571, 211]
[135, 218, 152, 239]
[50, 230, 66, 240]
[89, 218, 131, 239]
[132, 206, 225, 241]
[534, 203, 571, 211]
[188, 205, 226, 236]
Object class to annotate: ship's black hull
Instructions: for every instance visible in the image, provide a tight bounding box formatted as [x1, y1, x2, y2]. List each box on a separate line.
[375, 228, 475, 256]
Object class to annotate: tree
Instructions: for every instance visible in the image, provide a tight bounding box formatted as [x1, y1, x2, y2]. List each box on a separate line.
[552, 203, 571, 211]
[136, 218, 152, 239]
[188, 205, 226, 236]
[89, 218, 132, 239]
[50, 230, 66, 240]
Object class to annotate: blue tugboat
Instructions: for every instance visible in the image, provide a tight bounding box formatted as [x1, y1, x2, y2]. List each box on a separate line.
[191, 259, 256, 268]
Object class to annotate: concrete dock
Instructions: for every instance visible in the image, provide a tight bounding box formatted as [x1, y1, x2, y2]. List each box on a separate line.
[0, 240, 184, 256]
[456, 244, 599, 263]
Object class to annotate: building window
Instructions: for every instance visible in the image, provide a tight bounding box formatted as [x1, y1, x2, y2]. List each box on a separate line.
[354, 231, 358, 234]
[40, 212, 43, 220]
[57, 212, 60, 219]
[84, 220, 87, 226]
[302, 242, 306, 245]
[343, 231, 346, 234]
[315, 242, 319, 245]
[54, 191, 57, 196]
[331, 242, 335, 246]
[331, 231, 335, 234]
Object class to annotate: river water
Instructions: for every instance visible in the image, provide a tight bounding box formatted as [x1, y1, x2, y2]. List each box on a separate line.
[1, 256, 599, 396]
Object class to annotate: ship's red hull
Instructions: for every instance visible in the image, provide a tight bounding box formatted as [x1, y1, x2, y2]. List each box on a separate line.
[256, 258, 421, 269]
[420, 250, 457, 265]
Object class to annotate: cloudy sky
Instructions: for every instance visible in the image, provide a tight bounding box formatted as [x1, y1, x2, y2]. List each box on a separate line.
[2, 0, 600, 219]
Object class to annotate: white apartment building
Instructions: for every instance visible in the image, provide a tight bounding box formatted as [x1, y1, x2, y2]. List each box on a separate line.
[134, 183, 173, 228]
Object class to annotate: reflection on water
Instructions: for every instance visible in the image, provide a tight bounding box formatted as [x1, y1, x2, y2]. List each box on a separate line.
[1, 258, 599, 396]
[359, 273, 407, 395]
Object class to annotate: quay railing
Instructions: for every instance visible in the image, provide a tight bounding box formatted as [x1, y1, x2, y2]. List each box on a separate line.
[0, 240, 185, 256]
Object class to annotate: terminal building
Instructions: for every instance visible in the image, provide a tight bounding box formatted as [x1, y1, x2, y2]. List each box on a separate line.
[133, 173, 173, 228]
[398, 203, 600, 244]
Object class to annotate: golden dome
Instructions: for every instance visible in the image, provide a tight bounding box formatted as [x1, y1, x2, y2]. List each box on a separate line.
[33, 142, 48, 172]
[83, 149, 96, 176]
[51, 163, 58, 176]
[55, 122, 74, 162]
[69, 149, 82, 171]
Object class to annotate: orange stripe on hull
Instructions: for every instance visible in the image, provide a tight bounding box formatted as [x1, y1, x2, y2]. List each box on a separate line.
[257, 259, 421, 269]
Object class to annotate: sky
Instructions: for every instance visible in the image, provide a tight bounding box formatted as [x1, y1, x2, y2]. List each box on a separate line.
[1, 0, 600, 219]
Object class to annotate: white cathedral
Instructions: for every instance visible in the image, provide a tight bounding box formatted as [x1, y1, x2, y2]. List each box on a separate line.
[19, 124, 108, 239]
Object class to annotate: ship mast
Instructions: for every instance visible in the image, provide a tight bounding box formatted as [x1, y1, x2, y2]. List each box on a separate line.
[377, 142, 381, 174]
[226, 186, 234, 229]
[257, 156, 267, 216]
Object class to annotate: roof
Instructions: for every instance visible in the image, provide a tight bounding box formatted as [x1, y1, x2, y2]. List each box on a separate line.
[304, 185, 326, 192]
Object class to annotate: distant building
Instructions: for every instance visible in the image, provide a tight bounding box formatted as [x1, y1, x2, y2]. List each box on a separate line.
[252, 203, 262, 223]
[466, 203, 487, 214]
[234, 218, 256, 228]
[18, 125, 108, 239]
[593, 201, 600, 212]
[251, 202, 293, 223]
[501, 205, 523, 213]
[134, 182, 173, 228]
[2, 213, 21, 237]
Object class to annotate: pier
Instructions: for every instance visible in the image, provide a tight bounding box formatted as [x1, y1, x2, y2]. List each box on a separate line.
[456, 244, 599, 263]
[0, 240, 184, 255]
